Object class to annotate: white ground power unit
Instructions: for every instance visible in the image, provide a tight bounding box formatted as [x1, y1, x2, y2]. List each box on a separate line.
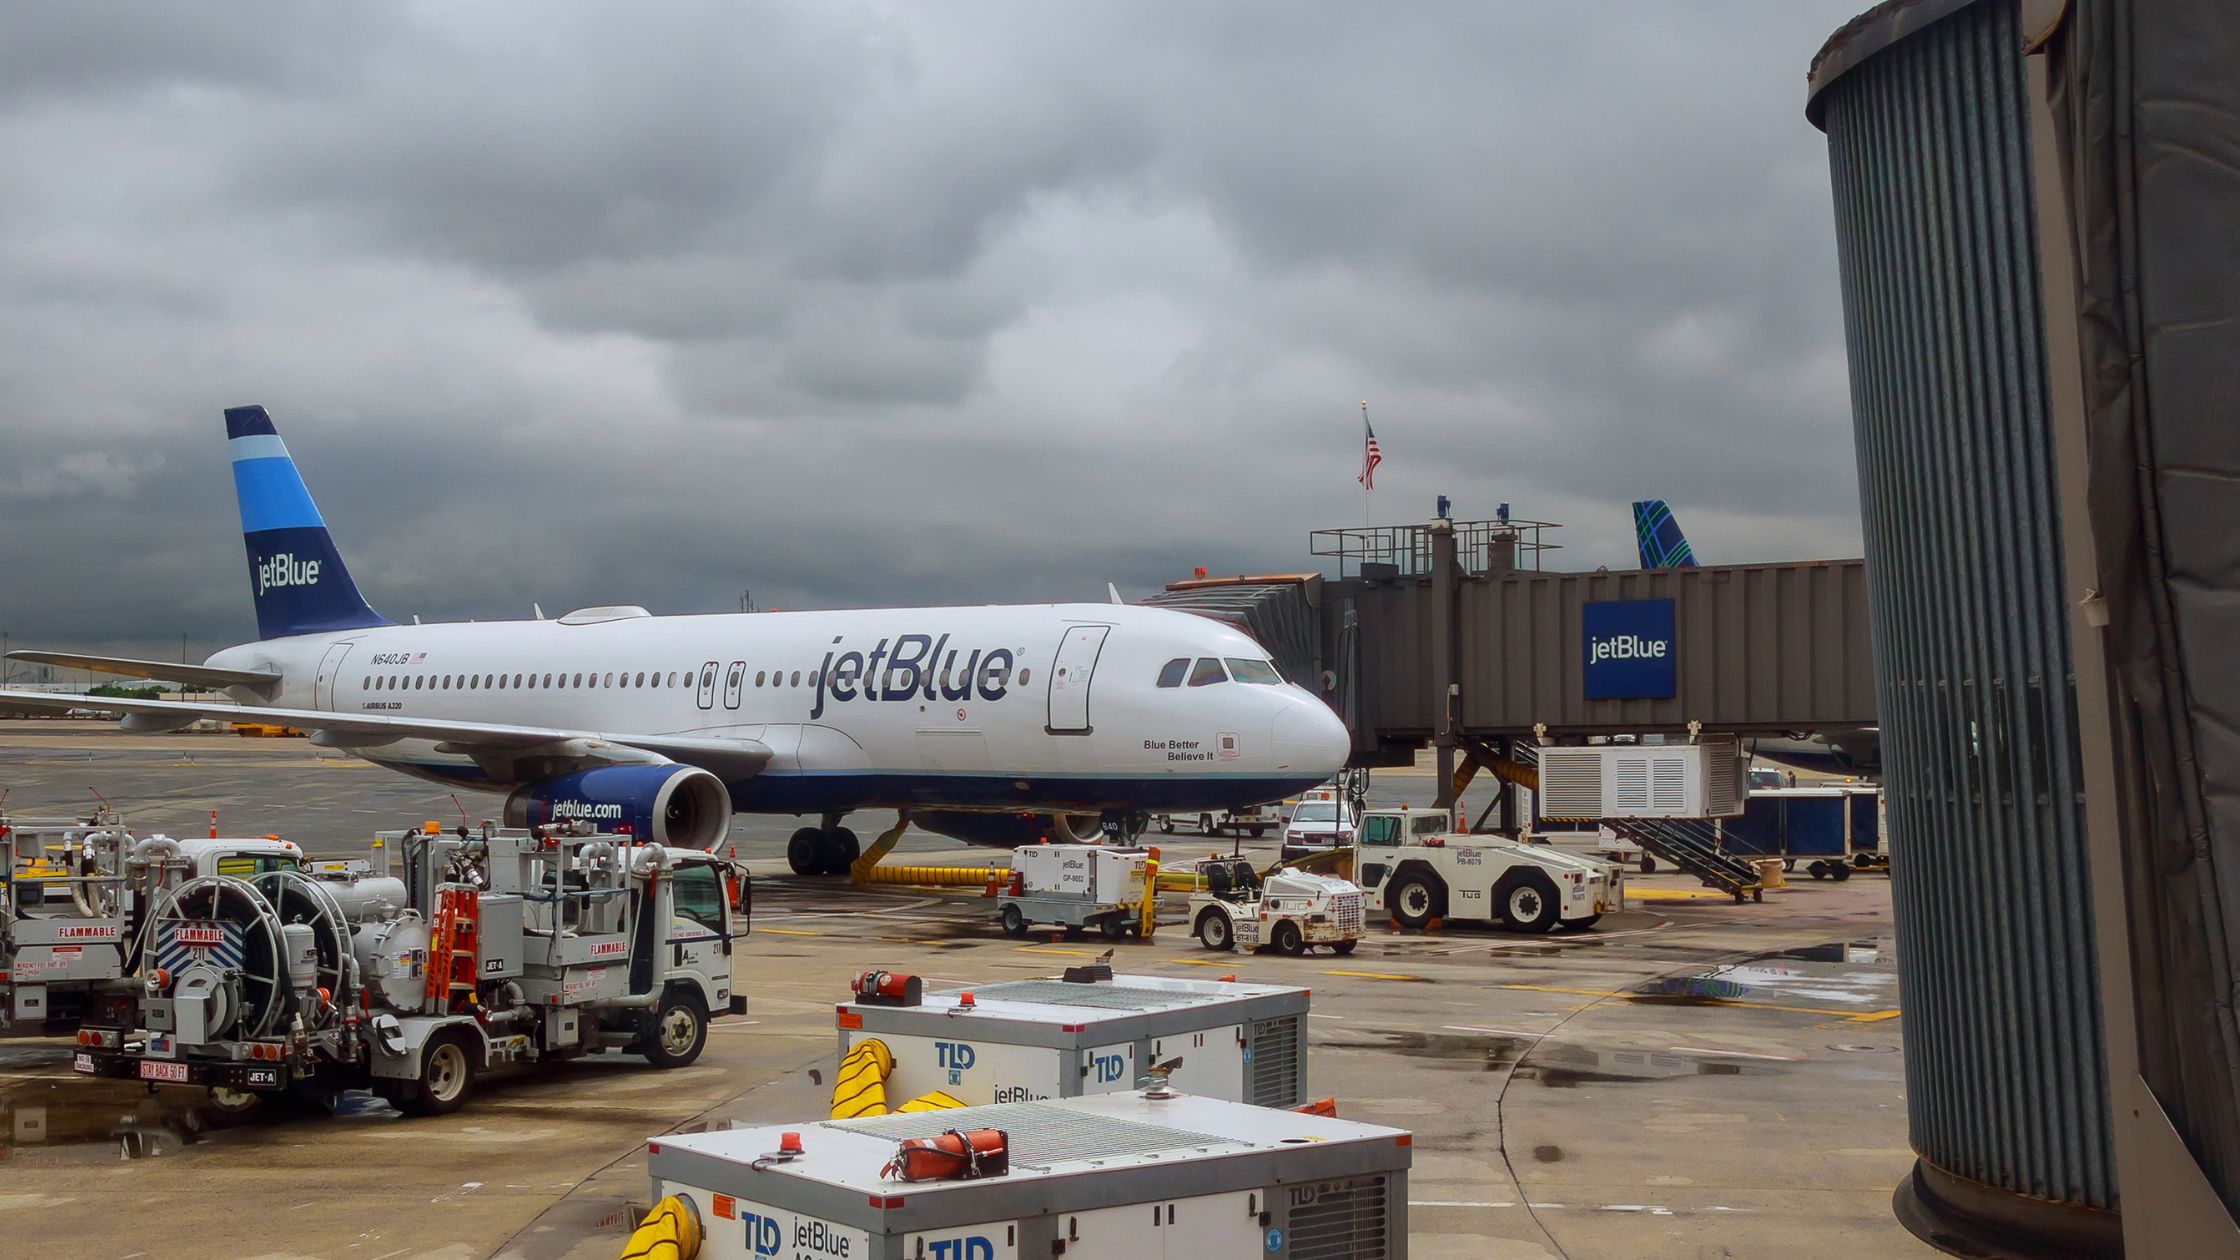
[837, 972, 1310, 1108]
[1536, 736, 1746, 819]
[647, 1092, 1413, 1260]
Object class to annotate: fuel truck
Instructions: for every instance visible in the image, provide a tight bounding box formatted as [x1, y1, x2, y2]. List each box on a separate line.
[70, 820, 748, 1116]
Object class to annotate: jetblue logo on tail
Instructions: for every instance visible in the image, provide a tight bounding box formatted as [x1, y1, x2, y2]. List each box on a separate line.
[256, 552, 323, 596]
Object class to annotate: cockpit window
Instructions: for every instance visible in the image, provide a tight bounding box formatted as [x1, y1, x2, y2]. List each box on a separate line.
[1226, 658, 1283, 685]
[1156, 658, 1189, 688]
[1188, 657, 1228, 687]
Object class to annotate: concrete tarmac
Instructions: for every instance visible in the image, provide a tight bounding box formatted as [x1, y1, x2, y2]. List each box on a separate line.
[0, 723, 1932, 1259]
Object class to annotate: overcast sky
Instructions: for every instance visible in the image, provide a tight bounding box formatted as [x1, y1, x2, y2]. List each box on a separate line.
[0, 2, 1869, 662]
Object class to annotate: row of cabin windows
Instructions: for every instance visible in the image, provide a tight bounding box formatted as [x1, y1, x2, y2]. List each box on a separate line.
[362, 663, 1031, 693]
[1153, 656, 1285, 689]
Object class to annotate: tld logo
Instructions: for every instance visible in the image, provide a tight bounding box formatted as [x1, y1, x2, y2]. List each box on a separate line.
[1090, 1052, 1126, 1084]
[1582, 599, 1677, 700]
[925, 1238, 995, 1259]
[936, 1040, 976, 1085]
[741, 1212, 782, 1257]
[256, 552, 322, 595]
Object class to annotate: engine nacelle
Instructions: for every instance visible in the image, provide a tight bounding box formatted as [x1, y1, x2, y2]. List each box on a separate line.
[915, 809, 1106, 849]
[503, 765, 731, 850]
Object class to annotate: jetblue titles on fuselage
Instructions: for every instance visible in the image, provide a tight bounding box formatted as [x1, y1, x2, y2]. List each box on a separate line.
[810, 633, 1015, 720]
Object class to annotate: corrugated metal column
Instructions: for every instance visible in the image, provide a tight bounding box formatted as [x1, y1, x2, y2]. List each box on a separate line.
[1808, 0, 2118, 1253]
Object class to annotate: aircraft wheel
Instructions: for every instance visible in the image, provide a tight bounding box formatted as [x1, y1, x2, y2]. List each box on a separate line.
[786, 828, 823, 876]
[1158, 816, 1174, 834]
[1249, 825, 1268, 838]
[824, 827, 860, 876]
[1199, 813, 1216, 834]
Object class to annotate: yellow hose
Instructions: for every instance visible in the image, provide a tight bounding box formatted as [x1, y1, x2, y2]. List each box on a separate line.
[620, 1194, 700, 1260]
[851, 863, 1009, 887]
[831, 1038, 894, 1119]
[896, 1090, 966, 1112]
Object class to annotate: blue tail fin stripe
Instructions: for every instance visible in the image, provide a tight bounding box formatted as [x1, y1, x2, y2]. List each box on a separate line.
[231, 458, 327, 533]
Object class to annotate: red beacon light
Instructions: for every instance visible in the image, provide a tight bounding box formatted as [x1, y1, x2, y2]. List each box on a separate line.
[778, 1131, 804, 1155]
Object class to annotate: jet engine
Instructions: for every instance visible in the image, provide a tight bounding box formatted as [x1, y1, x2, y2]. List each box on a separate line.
[503, 764, 731, 849]
[915, 809, 1107, 849]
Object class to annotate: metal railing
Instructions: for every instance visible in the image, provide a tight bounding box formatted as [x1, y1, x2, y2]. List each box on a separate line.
[1311, 518, 1560, 578]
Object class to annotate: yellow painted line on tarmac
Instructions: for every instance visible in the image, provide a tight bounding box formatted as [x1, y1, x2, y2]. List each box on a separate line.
[1172, 958, 1248, 967]
[1496, 982, 1898, 1023]
[1017, 946, 1101, 956]
[757, 927, 822, 936]
[1325, 969, 1429, 983]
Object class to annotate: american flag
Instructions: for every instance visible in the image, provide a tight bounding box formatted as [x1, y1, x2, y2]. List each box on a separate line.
[1357, 412, 1383, 489]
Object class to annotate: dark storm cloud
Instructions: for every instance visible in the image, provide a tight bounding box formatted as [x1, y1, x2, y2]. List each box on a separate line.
[0, 1, 1872, 660]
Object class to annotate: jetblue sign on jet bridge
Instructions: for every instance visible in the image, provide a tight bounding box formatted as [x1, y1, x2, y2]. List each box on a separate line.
[1583, 599, 1677, 700]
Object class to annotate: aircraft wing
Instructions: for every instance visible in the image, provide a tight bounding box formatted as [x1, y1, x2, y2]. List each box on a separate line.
[7, 651, 282, 693]
[0, 689, 771, 782]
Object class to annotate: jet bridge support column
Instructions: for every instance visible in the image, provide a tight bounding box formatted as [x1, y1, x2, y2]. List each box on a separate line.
[1430, 517, 1458, 811]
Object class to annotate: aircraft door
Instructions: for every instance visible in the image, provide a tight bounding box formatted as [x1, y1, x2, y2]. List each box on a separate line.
[723, 661, 745, 709]
[313, 643, 353, 710]
[695, 661, 719, 710]
[1046, 625, 1111, 735]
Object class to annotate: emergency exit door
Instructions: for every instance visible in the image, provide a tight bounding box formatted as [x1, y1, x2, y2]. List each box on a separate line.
[1046, 625, 1110, 735]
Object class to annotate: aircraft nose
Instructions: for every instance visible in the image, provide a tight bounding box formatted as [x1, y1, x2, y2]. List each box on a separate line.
[1271, 700, 1351, 772]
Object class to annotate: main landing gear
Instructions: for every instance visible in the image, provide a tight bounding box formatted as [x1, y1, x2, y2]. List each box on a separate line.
[788, 815, 861, 877]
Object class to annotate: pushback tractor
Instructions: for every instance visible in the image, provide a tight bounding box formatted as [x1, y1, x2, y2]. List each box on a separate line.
[1353, 807, 1623, 932]
[69, 820, 749, 1115]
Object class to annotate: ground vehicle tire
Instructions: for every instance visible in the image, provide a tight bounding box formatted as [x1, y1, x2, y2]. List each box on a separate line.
[398, 1030, 478, 1116]
[1330, 939, 1358, 956]
[1386, 872, 1441, 930]
[1498, 873, 1562, 934]
[1099, 915, 1129, 941]
[643, 990, 710, 1069]
[1250, 825, 1268, 838]
[1830, 862, 1853, 882]
[1199, 813, 1215, 834]
[823, 828, 860, 876]
[1196, 911, 1233, 952]
[1000, 904, 1027, 936]
[1272, 921, 1306, 956]
[1781, 859, 1796, 873]
[1807, 861, 1830, 880]
[1063, 924, 1084, 940]
[1639, 855, 1656, 874]
[787, 827, 822, 876]
[1566, 915, 1602, 931]
[1158, 816, 1174, 834]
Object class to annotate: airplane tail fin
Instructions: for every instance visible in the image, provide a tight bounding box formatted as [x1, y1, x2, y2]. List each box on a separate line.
[226, 406, 391, 640]
[1632, 499, 1698, 569]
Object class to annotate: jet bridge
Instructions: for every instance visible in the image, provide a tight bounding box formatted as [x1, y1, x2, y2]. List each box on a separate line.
[1160, 516, 1878, 811]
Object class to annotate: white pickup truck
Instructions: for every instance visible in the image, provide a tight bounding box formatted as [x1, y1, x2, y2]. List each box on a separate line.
[1352, 808, 1623, 933]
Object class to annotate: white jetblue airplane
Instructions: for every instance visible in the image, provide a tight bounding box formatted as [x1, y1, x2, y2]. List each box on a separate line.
[1, 407, 1350, 874]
